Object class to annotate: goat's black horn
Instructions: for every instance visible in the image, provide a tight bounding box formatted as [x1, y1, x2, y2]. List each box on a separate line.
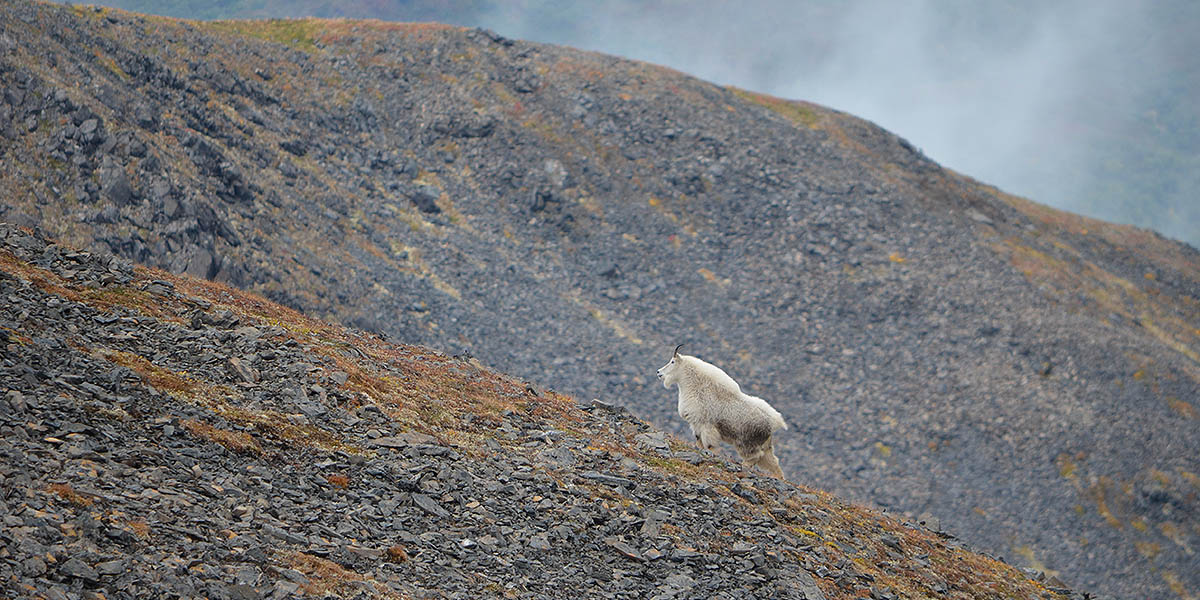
[673, 344, 684, 356]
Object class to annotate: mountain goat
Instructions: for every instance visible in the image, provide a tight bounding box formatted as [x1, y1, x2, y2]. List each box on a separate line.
[657, 345, 787, 478]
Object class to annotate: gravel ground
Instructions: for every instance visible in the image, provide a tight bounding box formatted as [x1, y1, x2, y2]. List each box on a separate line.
[0, 224, 1080, 599]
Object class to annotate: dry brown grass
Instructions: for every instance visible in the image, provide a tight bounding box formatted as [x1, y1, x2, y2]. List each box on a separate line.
[207, 403, 368, 456]
[47, 483, 94, 508]
[283, 551, 408, 599]
[729, 88, 821, 128]
[0, 247, 192, 325]
[385, 545, 409, 563]
[1168, 397, 1198, 419]
[318, 20, 461, 44]
[204, 17, 462, 53]
[180, 418, 263, 455]
[97, 348, 198, 396]
[125, 518, 151, 540]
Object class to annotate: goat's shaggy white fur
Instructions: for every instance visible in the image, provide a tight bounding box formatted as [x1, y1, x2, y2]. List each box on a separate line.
[657, 345, 787, 478]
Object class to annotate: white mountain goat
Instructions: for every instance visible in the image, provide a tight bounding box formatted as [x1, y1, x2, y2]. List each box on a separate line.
[657, 345, 787, 478]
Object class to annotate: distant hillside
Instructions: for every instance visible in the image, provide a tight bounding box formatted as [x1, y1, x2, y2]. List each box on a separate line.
[0, 223, 1078, 599]
[1, 2, 1198, 598]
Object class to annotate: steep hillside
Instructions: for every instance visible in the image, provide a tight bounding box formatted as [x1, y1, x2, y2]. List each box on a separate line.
[0, 224, 1078, 599]
[0, 2, 1197, 598]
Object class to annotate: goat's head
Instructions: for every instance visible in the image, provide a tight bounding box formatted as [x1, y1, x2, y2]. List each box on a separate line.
[656, 344, 684, 388]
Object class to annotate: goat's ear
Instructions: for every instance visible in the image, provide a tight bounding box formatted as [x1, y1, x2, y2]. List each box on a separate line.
[673, 344, 684, 358]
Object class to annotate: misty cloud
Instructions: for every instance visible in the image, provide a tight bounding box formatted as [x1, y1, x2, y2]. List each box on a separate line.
[470, 0, 1196, 245]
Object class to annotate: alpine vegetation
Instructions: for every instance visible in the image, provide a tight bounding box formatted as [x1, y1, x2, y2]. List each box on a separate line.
[657, 345, 788, 478]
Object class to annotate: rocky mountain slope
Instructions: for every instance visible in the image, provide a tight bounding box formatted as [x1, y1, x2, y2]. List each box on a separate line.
[0, 223, 1079, 599]
[94, 0, 1200, 250]
[0, 2, 1197, 597]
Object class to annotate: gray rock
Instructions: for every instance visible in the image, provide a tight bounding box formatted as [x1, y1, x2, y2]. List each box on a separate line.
[879, 534, 902, 551]
[58, 557, 99, 582]
[640, 509, 668, 538]
[277, 568, 310, 584]
[795, 568, 828, 600]
[100, 159, 135, 206]
[588, 399, 626, 413]
[603, 537, 642, 561]
[262, 524, 307, 545]
[95, 558, 128, 576]
[227, 356, 258, 383]
[368, 436, 410, 449]
[536, 446, 576, 468]
[143, 280, 175, 296]
[271, 581, 302, 598]
[6, 389, 27, 413]
[412, 493, 450, 518]
[227, 583, 261, 600]
[21, 556, 47, 577]
[966, 209, 994, 225]
[662, 573, 696, 590]
[634, 431, 670, 453]
[407, 188, 441, 214]
[345, 545, 384, 560]
[579, 471, 635, 488]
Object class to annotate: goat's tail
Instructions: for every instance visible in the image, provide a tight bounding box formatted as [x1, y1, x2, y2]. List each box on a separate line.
[772, 410, 788, 431]
[747, 394, 788, 431]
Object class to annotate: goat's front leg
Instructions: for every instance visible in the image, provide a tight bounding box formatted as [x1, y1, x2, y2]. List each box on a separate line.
[692, 423, 721, 452]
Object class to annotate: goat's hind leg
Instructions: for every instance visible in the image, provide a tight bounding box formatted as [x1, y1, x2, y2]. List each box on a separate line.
[734, 443, 764, 471]
[754, 441, 784, 479]
[738, 439, 783, 479]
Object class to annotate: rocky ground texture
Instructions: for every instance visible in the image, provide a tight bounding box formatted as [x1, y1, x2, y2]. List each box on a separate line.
[0, 224, 1082, 599]
[0, 2, 1198, 598]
